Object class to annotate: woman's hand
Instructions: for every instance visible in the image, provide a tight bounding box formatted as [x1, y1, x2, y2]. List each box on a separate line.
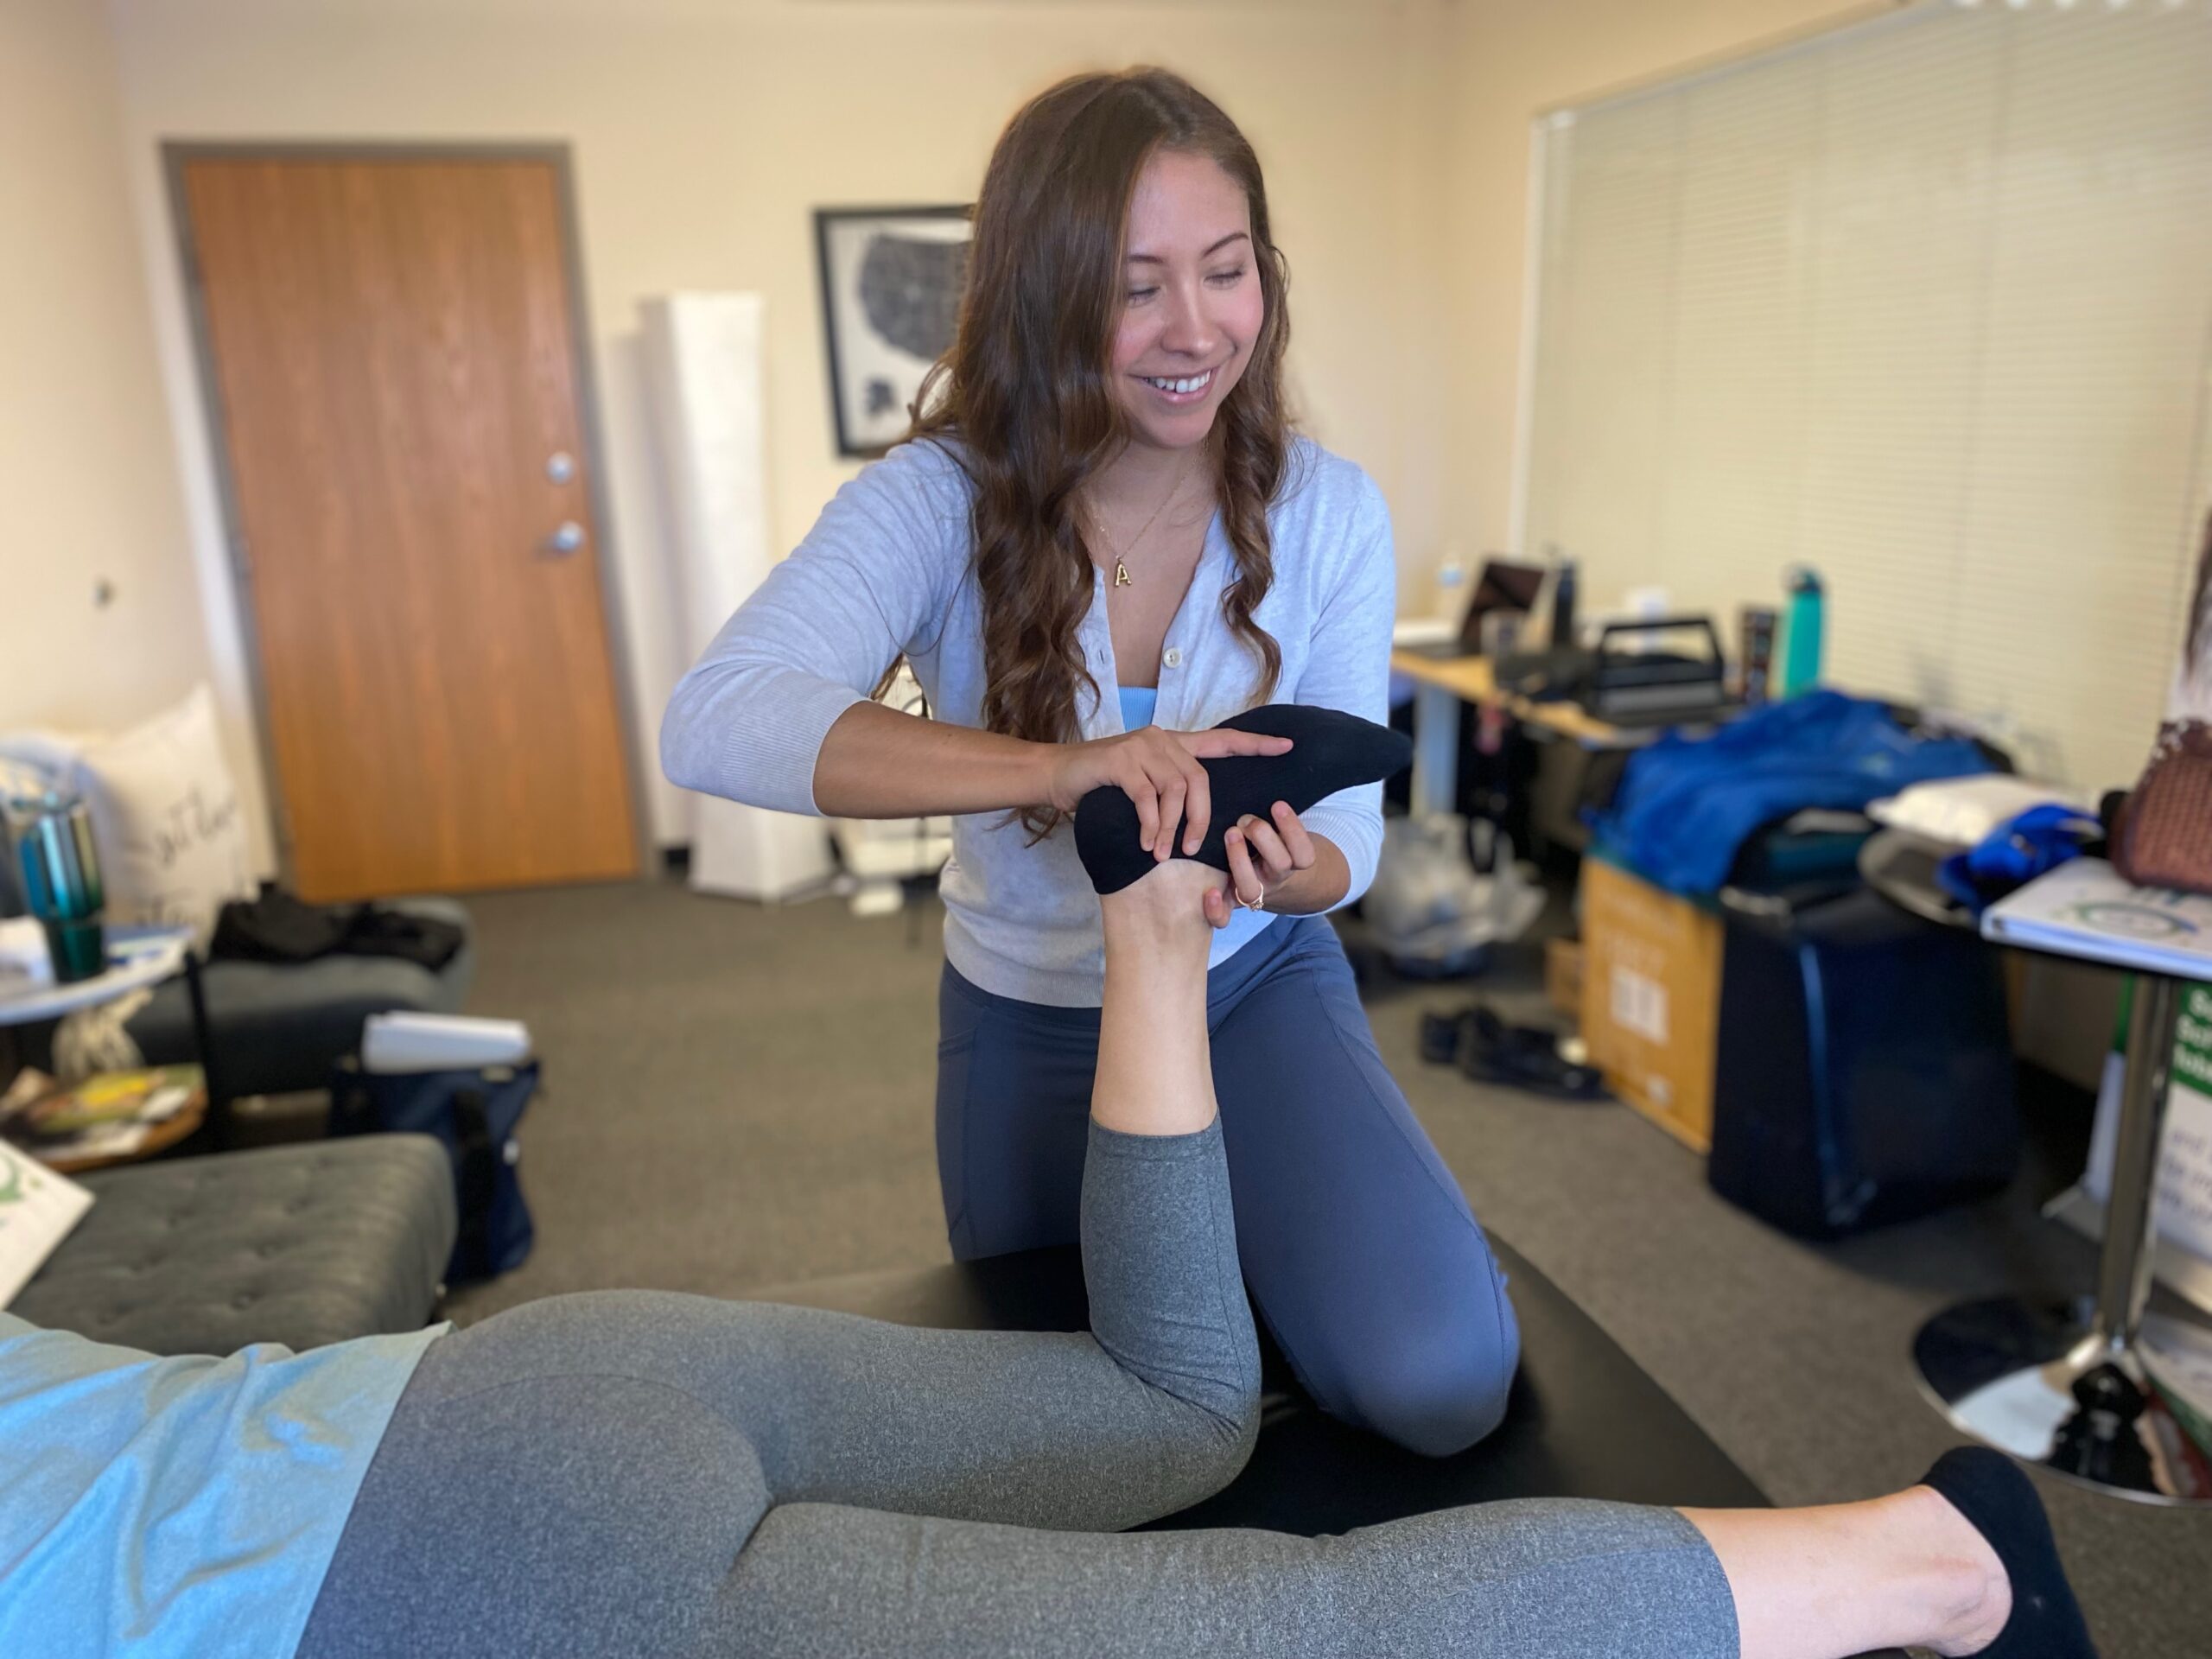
[1220, 801, 1317, 921]
[1044, 726, 1292, 861]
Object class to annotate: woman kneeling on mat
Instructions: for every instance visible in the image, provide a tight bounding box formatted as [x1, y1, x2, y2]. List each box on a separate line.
[2, 815, 2092, 1658]
[664, 64, 1515, 1458]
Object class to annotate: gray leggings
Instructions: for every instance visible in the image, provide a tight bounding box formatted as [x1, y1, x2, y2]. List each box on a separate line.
[298, 1121, 1738, 1658]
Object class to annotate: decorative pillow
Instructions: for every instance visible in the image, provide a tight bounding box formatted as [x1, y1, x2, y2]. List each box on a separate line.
[0, 685, 256, 944]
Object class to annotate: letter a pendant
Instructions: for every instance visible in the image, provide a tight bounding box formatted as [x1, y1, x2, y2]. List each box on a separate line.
[1114, 560, 1133, 588]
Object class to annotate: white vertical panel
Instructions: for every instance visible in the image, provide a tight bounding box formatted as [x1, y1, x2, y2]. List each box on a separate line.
[642, 292, 836, 900]
[1521, 3, 2212, 791]
[645, 294, 776, 652]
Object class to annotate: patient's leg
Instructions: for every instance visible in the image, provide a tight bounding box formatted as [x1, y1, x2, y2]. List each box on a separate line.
[727, 1491, 1741, 1659]
[1090, 856, 1222, 1137]
[302, 863, 1261, 1656]
[721, 1451, 2074, 1659]
[309, 860, 2085, 1659]
[696, 856, 1261, 1522]
[321, 859, 1257, 1541]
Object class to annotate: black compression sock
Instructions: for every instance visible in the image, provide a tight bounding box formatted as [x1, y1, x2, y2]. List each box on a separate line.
[1919, 1446, 2097, 1659]
[1073, 704, 1413, 896]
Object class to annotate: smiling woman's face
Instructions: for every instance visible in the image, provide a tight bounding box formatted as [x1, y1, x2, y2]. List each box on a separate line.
[1108, 149, 1263, 454]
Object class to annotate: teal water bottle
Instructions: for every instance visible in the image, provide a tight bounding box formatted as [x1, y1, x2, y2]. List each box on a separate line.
[1777, 566, 1824, 698]
[5, 789, 106, 982]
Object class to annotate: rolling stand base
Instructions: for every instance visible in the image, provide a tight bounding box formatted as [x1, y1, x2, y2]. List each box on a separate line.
[1915, 1294, 2212, 1506]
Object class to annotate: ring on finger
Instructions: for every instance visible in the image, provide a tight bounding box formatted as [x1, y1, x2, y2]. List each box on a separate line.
[1235, 884, 1268, 911]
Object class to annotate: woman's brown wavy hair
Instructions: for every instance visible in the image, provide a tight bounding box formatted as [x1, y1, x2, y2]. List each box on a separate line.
[907, 67, 1294, 837]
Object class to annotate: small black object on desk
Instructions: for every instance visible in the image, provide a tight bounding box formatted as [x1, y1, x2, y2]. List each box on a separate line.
[1496, 615, 1734, 728]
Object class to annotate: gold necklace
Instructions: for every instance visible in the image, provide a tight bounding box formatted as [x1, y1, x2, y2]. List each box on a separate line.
[1096, 456, 1195, 588]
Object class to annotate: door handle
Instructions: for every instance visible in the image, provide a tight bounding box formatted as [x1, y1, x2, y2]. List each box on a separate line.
[540, 520, 586, 556]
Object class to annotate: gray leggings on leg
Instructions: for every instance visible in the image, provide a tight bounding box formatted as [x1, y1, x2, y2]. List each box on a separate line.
[298, 1121, 1738, 1659]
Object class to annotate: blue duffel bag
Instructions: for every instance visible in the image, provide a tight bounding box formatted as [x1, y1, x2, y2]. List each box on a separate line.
[330, 1059, 537, 1282]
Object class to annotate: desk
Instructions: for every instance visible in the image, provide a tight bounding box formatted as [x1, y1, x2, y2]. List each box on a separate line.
[1912, 861, 2212, 1504]
[1389, 649, 1642, 822]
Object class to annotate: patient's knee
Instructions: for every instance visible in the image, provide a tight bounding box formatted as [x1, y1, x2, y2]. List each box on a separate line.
[1155, 1370, 1263, 1512]
[1198, 1363, 1266, 1478]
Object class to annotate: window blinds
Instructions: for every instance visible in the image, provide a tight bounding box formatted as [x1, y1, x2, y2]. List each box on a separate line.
[1520, 1, 2212, 789]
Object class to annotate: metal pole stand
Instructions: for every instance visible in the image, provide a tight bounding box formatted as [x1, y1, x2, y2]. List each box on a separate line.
[1409, 679, 1462, 822]
[1914, 975, 2212, 1503]
[181, 949, 232, 1153]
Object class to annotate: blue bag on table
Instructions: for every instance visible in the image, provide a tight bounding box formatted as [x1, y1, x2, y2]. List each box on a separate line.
[329, 1059, 537, 1282]
[1586, 691, 1992, 895]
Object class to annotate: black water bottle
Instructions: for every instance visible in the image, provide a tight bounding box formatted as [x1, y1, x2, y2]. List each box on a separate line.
[1550, 559, 1578, 650]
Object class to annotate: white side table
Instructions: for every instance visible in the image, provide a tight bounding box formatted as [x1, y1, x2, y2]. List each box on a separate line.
[0, 927, 191, 1027]
[0, 925, 228, 1147]
[1914, 860, 2212, 1504]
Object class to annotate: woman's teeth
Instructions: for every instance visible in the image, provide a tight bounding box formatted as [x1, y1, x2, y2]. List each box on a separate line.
[1142, 370, 1213, 396]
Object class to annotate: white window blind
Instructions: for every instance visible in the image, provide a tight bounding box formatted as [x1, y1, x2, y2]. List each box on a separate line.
[1520, 1, 2212, 789]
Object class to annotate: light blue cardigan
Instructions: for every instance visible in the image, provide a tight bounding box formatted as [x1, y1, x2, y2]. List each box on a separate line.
[662, 434, 1397, 1008]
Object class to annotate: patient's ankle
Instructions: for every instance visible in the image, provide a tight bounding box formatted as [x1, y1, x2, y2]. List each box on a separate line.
[1100, 859, 1221, 948]
[1898, 1485, 2011, 1656]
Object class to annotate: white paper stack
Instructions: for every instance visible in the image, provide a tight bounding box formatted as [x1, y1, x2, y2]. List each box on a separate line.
[1870, 776, 2094, 848]
[1982, 859, 2212, 981]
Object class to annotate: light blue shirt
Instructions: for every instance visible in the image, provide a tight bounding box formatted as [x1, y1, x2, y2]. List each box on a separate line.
[1116, 685, 1274, 968]
[0, 1311, 443, 1658]
[663, 433, 1396, 1007]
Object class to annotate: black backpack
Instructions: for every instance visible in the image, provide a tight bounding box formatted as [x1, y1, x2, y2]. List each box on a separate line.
[330, 1060, 537, 1282]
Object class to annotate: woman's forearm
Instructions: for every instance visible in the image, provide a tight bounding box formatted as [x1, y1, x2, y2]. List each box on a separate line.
[810, 701, 1055, 818]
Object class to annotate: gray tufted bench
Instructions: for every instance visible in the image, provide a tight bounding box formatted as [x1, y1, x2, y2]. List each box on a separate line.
[10, 1136, 456, 1355]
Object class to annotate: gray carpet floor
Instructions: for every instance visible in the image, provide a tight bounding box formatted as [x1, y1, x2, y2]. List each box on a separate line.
[446, 873, 2209, 1656]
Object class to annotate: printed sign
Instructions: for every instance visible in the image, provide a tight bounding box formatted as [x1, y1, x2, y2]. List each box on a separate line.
[0, 1144, 93, 1309]
[2084, 985, 2212, 1265]
[1611, 964, 1670, 1045]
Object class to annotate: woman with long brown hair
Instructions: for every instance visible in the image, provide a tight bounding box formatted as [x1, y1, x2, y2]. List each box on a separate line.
[664, 66, 1517, 1454]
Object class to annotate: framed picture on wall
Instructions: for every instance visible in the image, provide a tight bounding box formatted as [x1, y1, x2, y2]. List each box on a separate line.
[813, 205, 972, 458]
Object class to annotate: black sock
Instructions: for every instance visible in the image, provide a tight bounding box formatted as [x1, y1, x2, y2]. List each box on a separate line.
[1073, 704, 1413, 896]
[1919, 1446, 2096, 1659]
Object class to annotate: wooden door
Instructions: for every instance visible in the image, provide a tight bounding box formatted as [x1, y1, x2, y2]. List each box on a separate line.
[181, 156, 639, 901]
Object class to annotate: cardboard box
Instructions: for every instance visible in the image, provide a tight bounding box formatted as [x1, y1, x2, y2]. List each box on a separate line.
[1544, 937, 1584, 1018]
[1579, 857, 1725, 1151]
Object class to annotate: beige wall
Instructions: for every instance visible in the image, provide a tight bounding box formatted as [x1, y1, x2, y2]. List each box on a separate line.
[107, 0, 1455, 848]
[0, 0, 212, 741]
[29, 0, 1888, 860]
